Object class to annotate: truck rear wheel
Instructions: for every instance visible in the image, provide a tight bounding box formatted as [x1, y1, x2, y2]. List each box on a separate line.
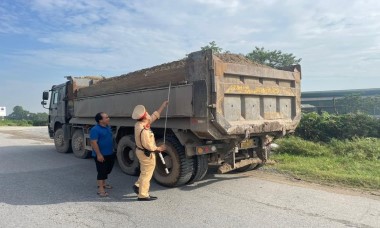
[236, 148, 268, 172]
[54, 128, 72, 153]
[117, 135, 140, 176]
[188, 155, 208, 184]
[153, 136, 193, 187]
[71, 129, 90, 159]
[236, 163, 259, 172]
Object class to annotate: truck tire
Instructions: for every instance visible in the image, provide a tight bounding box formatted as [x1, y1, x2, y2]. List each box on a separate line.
[187, 155, 208, 184]
[117, 135, 140, 176]
[54, 128, 72, 153]
[153, 136, 193, 187]
[236, 163, 259, 172]
[71, 129, 90, 159]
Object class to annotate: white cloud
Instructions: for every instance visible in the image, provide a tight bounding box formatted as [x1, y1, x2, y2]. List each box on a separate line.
[195, 0, 240, 14]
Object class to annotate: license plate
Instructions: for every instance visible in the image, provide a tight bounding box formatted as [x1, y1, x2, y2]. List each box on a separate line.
[240, 139, 256, 149]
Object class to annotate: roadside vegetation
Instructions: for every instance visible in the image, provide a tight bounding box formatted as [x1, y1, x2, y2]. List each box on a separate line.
[272, 112, 380, 190]
[0, 106, 48, 126]
[0, 119, 34, 126]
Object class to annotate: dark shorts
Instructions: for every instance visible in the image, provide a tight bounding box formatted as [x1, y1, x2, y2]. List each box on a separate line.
[94, 154, 116, 180]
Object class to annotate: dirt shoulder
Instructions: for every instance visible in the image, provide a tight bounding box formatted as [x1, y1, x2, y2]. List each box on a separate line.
[0, 126, 52, 143]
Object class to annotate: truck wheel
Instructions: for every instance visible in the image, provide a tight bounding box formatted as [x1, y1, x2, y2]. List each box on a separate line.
[71, 129, 90, 159]
[236, 163, 259, 172]
[54, 128, 72, 153]
[153, 136, 193, 187]
[187, 155, 208, 184]
[117, 135, 140, 176]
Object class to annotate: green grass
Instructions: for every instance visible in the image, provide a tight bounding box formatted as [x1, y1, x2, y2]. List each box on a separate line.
[271, 136, 380, 190]
[0, 119, 32, 126]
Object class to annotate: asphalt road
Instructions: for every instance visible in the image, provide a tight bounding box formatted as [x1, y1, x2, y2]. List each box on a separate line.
[0, 126, 379, 228]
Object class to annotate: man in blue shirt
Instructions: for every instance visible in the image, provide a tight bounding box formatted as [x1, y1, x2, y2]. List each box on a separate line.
[90, 112, 115, 197]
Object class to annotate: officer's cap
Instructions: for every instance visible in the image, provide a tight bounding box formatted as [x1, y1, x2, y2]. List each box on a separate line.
[132, 105, 146, 120]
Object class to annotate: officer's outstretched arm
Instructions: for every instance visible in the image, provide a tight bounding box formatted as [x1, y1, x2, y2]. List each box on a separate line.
[152, 100, 169, 124]
[150, 111, 160, 124]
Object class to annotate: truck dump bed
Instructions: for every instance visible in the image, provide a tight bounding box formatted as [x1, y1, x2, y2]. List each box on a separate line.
[77, 59, 188, 98]
[72, 50, 301, 139]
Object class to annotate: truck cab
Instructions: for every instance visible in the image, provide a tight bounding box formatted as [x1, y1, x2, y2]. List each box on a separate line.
[42, 77, 105, 155]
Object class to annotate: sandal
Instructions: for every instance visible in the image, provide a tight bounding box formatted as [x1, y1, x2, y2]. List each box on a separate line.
[97, 184, 113, 189]
[97, 191, 109, 197]
[104, 184, 113, 189]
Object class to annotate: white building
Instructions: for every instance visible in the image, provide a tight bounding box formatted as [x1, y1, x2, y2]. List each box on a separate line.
[0, 107, 6, 119]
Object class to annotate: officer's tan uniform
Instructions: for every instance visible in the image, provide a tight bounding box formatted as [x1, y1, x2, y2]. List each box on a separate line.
[133, 107, 160, 198]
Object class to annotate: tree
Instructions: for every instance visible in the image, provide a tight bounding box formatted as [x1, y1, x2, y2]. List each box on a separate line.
[7, 106, 48, 125]
[246, 47, 301, 69]
[200, 41, 224, 54]
[336, 94, 380, 115]
[9, 106, 30, 120]
[30, 112, 49, 126]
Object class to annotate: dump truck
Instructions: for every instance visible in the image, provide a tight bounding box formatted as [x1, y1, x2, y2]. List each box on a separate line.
[41, 50, 301, 187]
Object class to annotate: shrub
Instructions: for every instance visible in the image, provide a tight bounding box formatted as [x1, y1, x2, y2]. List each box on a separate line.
[329, 137, 380, 161]
[275, 136, 331, 157]
[0, 119, 32, 126]
[296, 112, 380, 142]
[32, 120, 48, 126]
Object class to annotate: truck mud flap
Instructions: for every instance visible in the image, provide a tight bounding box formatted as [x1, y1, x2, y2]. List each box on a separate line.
[62, 124, 71, 141]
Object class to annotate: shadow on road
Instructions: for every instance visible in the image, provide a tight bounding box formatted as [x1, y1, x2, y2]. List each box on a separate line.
[0, 144, 249, 205]
[179, 166, 248, 191]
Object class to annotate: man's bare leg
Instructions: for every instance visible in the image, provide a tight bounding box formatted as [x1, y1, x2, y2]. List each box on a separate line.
[97, 180, 107, 196]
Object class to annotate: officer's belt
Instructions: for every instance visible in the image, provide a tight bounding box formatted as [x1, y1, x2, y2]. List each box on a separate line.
[136, 146, 152, 157]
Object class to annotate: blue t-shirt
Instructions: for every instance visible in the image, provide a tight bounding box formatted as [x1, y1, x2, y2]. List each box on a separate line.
[90, 124, 114, 157]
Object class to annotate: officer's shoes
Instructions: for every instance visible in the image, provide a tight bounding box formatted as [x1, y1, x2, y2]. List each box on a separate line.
[137, 196, 157, 201]
[132, 185, 139, 195]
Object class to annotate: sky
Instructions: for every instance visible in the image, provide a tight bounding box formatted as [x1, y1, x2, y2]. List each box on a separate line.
[0, 0, 379, 114]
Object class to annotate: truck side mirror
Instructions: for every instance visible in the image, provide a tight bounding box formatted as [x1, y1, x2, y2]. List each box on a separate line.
[42, 91, 49, 100]
[41, 101, 47, 106]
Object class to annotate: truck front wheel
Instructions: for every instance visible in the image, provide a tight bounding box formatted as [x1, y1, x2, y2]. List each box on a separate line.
[117, 135, 140, 176]
[153, 136, 193, 187]
[71, 129, 90, 158]
[54, 128, 72, 153]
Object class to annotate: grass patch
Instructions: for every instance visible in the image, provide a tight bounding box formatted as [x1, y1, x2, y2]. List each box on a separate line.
[272, 136, 380, 190]
[0, 119, 32, 126]
[329, 138, 380, 161]
[274, 136, 330, 157]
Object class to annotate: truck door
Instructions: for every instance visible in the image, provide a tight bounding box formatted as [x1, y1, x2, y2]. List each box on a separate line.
[56, 85, 66, 121]
[49, 85, 66, 129]
[49, 89, 58, 129]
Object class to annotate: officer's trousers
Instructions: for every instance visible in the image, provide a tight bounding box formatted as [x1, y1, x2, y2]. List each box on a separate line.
[135, 149, 156, 198]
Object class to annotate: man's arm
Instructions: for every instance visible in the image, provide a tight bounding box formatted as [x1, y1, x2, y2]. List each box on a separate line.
[91, 140, 105, 162]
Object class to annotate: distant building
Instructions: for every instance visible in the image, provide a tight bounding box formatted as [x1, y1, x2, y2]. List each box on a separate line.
[0, 107, 6, 120]
[301, 88, 380, 115]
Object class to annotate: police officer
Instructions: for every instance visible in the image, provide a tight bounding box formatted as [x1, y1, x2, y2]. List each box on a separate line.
[132, 101, 168, 201]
